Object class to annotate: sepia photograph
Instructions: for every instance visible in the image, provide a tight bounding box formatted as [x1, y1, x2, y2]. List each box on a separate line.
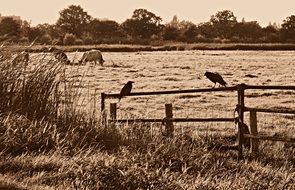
[0, 0, 295, 189]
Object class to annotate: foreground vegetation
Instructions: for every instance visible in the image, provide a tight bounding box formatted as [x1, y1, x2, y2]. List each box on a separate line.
[1, 52, 295, 189]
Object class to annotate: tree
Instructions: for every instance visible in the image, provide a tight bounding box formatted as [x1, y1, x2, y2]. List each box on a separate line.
[210, 10, 237, 39]
[27, 24, 55, 43]
[181, 24, 198, 43]
[177, 21, 198, 42]
[234, 21, 262, 42]
[169, 15, 180, 28]
[88, 19, 124, 40]
[162, 25, 180, 40]
[0, 17, 21, 37]
[28, 26, 43, 42]
[122, 9, 163, 39]
[20, 20, 30, 38]
[56, 5, 92, 37]
[280, 15, 295, 42]
[197, 22, 214, 39]
[262, 24, 279, 43]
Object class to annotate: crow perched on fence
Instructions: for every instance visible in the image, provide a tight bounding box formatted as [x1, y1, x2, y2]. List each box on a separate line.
[204, 71, 227, 88]
[119, 81, 134, 101]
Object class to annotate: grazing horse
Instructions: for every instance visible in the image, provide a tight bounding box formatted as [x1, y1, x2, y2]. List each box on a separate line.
[54, 51, 70, 64]
[79, 50, 105, 66]
[49, 47, 70, 64]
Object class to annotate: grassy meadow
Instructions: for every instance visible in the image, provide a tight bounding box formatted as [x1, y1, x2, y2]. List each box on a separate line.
[0, 48, 295, 189]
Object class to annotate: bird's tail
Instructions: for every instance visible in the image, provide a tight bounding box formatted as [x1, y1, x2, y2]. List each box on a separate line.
[118, 95, 123, 102]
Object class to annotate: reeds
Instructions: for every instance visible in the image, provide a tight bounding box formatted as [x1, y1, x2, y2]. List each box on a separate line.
[0, 55, 61, 119]
[0, 51, 125, 155]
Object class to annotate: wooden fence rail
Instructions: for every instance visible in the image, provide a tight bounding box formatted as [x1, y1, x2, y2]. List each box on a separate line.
[108, 117, 236, 123]
[244, 134, 295, 143]
[104, 86, 238, 98]
[244, 107, 295, 114]
[101, 84, 295, 159]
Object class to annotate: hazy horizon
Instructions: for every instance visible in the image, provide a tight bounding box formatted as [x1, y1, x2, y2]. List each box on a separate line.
[0, 0, 294, 26]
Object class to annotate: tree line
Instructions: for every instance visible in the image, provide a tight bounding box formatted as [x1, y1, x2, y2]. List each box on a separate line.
[0, 5, 295, 45]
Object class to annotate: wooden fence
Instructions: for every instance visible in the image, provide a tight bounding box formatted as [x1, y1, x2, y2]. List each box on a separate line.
[101, 84, 295, 159]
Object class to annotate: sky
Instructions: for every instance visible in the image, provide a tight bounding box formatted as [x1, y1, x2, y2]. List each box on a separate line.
[0, 0, 294, 27]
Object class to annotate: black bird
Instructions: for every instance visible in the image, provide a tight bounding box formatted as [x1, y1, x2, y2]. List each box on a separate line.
[204, 71, 227, 88]
[119, 81, 134, 101]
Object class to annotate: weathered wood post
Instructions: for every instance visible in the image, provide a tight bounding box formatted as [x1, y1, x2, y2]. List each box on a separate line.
[101, 93, 106, 126]
[165, 103, 174, 137]
[93, 89, 97, 118]
[250, 110, 259, 157]
[110, 103, 117, 126]
[237, 84, 246, 160]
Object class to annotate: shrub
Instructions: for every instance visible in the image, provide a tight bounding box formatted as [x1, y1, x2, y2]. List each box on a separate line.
[63, 33, 76, 45]
[75, 38, 84, 45]
[52, 38, 63, 45]
[195, 34, 212, 43]
[39, 34, 52, 45]
[213, 37, 223, 43]
[19, 37, 29, 43]
[83, 36, 94, 45]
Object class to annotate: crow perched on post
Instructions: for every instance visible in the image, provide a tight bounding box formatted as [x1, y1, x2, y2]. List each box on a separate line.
[119, 81, 134, 101]
[204, 71, 227, 88]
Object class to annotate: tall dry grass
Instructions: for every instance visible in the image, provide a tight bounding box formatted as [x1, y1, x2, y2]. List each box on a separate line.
[0, 51, 125, 156]
[0, 54, 60, 119]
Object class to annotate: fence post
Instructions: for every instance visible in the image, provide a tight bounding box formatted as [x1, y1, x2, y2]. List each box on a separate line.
[101, 93, 106, 126]
[110, 103, 117, 120]
[237, 84, 246, 160]
[165, 103, 174, 137]
[250, 110, 259, 157]
[109, 103, 117, 127]
[93, 89, 97, 118]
